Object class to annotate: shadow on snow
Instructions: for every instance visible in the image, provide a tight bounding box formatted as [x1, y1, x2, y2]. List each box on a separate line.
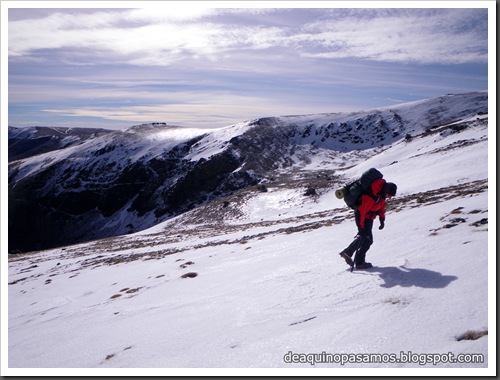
[360, 266, 458, 289]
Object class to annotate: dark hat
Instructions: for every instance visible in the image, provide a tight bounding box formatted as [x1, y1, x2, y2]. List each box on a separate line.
[384, 182, 397, 197]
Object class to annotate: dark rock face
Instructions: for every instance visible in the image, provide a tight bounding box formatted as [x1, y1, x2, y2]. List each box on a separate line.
[158, 150, 254, 217]
[8, 126, 260, 253]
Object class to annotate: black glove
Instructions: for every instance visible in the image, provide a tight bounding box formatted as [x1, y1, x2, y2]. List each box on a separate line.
[378, 218, 385, 230]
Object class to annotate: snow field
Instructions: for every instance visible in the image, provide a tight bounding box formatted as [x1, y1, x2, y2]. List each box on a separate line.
[8, 186, 488, 371]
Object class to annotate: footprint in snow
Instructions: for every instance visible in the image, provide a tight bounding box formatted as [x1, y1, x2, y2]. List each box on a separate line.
[181, 272, 198, 279]
[179, 261, 195, 269]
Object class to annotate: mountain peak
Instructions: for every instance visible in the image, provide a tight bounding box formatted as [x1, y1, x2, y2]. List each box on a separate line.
[8, 92, 488, 253]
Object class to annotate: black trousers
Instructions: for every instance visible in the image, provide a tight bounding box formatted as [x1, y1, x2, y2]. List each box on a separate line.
[343, 210, 373, 265]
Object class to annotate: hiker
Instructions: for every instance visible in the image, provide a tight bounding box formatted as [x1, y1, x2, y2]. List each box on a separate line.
[339, 179, 397, 269]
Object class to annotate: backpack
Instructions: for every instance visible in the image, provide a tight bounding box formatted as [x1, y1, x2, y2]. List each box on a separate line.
[340, 168, 383, 209]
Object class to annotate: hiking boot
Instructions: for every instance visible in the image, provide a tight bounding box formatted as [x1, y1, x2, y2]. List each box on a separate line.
[356, 262, 373, 270]
[340, 251, 353, 266]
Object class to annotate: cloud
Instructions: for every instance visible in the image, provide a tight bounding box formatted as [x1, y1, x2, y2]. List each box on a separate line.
[6, 6, 489, 130]
[8, 8, 487, 66]
[9, 16, 287, 68]
[40, 95, 304, 128]
[297, 9, 488, 64]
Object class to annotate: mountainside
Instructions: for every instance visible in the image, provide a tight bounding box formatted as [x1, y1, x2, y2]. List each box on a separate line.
[6, 91, 490, 372]
[8, 92, 487, 253]
[8, 126, 112, 162]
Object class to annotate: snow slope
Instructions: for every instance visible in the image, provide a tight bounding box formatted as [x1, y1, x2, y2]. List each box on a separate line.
[5, 97, 494, 376]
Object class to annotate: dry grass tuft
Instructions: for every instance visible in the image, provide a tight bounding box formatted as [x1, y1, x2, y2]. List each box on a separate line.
[456, 329, 488, 341]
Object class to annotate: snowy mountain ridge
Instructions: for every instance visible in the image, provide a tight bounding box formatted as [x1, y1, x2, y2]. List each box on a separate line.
[6, 91, 493, 374]
[7, 92, 487, 253]
[8, 126, 113, 162]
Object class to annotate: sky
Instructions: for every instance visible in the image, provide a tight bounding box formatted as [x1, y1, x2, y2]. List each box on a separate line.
[3, 1, 492, 130]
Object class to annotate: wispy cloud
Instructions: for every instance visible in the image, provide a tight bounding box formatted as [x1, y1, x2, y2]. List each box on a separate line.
[40, 93, 319, 128]
[6, 5, 489, 129]
[9, 8, 487, 66]
[298, 9, 487, 64]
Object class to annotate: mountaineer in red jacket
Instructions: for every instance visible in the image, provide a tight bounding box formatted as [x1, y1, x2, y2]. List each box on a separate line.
[340, 179, 397, 269]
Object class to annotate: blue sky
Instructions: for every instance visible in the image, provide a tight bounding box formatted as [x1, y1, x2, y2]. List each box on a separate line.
[5, 2, 491, 130]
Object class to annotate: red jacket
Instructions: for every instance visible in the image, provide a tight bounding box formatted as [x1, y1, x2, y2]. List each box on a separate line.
[357, 178, 386, 228]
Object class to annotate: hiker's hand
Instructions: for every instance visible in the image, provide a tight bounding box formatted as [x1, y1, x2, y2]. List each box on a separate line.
[378, 218, 385, 230]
